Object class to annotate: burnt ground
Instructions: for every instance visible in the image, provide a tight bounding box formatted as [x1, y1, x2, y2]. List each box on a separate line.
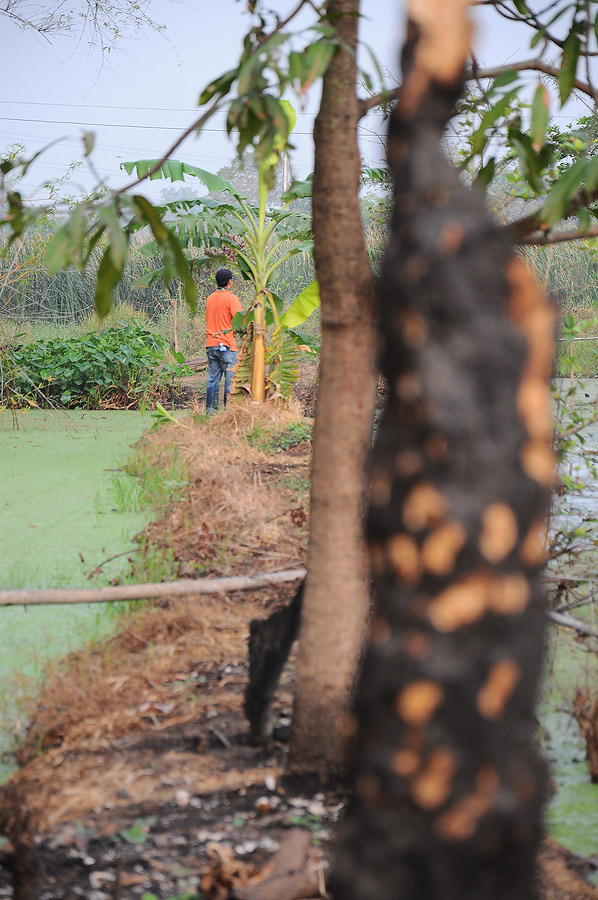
[0, 397, 597, 900]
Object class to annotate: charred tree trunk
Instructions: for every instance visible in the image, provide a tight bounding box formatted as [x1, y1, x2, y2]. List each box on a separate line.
[244, 582, 303, 743]
[288, 0, 377, 780]
[332, 2, 555, 897]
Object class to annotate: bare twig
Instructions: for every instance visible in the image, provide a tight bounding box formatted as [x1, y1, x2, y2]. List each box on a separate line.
[518, 227, 598, 245]
[547, 609, 598, 638]
[0, 568, 307, 608]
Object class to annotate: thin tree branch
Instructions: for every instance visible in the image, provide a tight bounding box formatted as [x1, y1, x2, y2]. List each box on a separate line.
[358, 87, 399, 119]
[518, 226, 598, 245]
[358, 55, 598, 120]
[547, 608, 598, 638]
[469, 59, 598, 99]
[256, 0, 321, 47]
[0, 567, 307, 608]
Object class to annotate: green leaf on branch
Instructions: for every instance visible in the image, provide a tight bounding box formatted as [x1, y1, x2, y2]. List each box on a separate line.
[44, 226, 75, 274]
[299, 40, 337, 93]
[474, 158, 496, 188]
[131, 268, 167, 290]
[537, 157, 588, 228]
[95, 244, 123, 319]
[559, 31, 581, 103]
[471, 89, 519, 156]
[509, 129, 545, 194]
[44, 208, 85, 274]
[6, 192, 25, 239]
[199, 68, 238, 105]
[132, 195, 170, 246]
[578, 206, 592, 233]
[488, 71, 519, 93]
[82, 225, 106, 269]
[82, 131, 95, 157]
[99, 205, 128, 269]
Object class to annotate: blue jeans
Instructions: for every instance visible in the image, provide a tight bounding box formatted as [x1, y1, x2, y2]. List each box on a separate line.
[206, 347, 238, 411]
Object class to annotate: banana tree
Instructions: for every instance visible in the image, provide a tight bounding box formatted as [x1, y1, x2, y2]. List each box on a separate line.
[123, 104, 320, 403]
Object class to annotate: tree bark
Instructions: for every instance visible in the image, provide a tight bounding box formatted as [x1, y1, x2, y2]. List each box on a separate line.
[287, 0, 377, 780]
[332, 1, 555, 896]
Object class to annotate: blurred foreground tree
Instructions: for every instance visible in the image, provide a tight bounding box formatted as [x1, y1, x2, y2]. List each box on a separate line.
[333, 2, 555, 897]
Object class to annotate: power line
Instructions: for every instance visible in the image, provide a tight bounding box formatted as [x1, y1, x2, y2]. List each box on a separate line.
[0, 115, 320, 136]
[0, 131, 233, 165]
[0, 99, 388, 118]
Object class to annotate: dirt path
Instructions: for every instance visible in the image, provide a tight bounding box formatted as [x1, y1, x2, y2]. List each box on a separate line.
[0, 404, 596, 900]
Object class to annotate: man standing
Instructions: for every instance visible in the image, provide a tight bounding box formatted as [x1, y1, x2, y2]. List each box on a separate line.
[205, 268, 243, 414]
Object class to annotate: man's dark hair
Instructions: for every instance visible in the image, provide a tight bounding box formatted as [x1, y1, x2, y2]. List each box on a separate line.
[216, 268, 234, 288]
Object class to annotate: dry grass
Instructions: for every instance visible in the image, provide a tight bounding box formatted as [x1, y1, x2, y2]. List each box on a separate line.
[2, 591, 287, 829]
[136, 401, 311, 578]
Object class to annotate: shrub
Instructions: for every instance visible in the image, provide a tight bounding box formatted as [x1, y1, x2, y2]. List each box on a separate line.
[1, 323, 187, 409]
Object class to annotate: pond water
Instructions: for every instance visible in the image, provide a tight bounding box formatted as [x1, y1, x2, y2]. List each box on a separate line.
[544, 378, 598, 865]
[0, 408, 152, 780]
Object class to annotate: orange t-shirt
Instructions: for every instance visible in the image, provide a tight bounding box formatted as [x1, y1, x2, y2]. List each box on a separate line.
[205, 288, 243, 351]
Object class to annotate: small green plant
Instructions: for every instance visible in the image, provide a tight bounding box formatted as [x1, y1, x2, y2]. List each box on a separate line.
[150, 401, 182, 429]
[119, 816, 156, 845]
[288, 812, 322, 831]
[123, 448, 189, 512]
[0, 323, 189, 409]
[142, 893, 201, 900]
[126, 537, 180, 584]
[246, 420, 312, 453]
[110, 471, 144, 513]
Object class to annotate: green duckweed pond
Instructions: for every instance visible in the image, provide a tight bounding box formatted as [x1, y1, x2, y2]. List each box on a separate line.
[0, 409, 153, 780]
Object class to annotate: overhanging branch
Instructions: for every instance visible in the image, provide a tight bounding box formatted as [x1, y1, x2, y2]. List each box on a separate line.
[358, 57, 598, 121]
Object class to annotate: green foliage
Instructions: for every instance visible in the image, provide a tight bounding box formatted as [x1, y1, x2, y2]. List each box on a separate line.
[246, 420, 312, 453]
[121, 447, 189, 511]
[142, 893, 200, 900]
[279, 279, 320, 329]
[118, 817, 156, 845]
[1, 323, 188, 409]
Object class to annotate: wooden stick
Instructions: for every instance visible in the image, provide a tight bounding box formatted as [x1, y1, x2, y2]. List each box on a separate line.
[545, 574, 598, 584]
[0, 568, 307, 609]
[546, 609, 598, 638]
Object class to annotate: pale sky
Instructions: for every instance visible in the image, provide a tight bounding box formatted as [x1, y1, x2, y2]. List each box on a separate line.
[0, 1, 586, 204]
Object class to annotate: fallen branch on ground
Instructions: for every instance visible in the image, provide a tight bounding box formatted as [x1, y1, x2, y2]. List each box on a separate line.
[0, 568, 307, 609]
[547, 609, 598, 638]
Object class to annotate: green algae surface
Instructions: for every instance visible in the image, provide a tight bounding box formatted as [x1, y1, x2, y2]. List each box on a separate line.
[541, 618, 598, 865]
[0, 409, 153, 780]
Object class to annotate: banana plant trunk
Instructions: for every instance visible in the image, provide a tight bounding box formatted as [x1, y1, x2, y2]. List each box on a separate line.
[250, 295, 266, 402]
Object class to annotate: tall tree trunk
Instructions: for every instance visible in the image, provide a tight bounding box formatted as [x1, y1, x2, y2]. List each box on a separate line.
[287, 0, 377, 780]
[332, 1, 555, 896]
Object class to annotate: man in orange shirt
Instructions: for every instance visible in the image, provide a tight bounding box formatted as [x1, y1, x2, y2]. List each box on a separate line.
[205, 268, 243, 414]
